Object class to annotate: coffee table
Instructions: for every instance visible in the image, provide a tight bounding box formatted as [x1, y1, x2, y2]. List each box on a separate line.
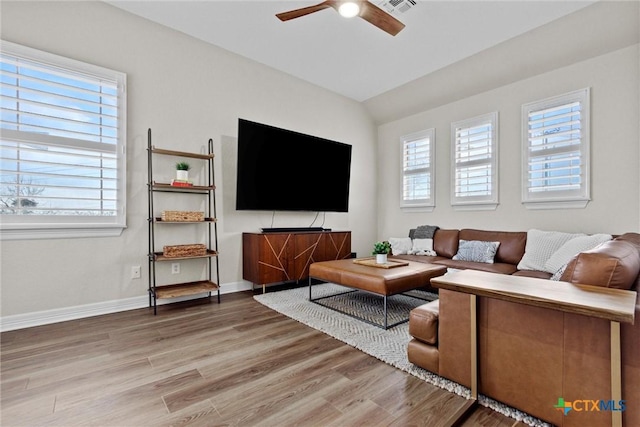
[308, 258, 447, 329]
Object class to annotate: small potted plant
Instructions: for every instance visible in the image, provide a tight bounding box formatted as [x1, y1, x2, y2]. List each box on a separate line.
[372, 241, 391, 264]
[175, 161, 191, 181]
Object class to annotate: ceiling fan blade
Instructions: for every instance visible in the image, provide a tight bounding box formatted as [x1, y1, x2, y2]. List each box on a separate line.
[359, 1, 405, 36]
[276, 1, 334, 22]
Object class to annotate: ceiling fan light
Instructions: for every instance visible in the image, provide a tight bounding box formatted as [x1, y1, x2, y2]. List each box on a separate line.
[338, 2, 360, 18]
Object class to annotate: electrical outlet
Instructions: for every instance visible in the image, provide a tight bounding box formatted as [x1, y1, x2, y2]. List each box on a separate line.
[171, 263, 180, 274]
[131, 265, 141, 279]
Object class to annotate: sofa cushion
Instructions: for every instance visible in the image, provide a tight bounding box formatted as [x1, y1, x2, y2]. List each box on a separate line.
[409, 300, 439, 345]
[560, 240, 640, 290]
[517, 229, 582, 271]
[434, 259, 518, 275]
[459, 229, 526, 265]
[512, 269, 553, 279]
[433, 229, 459, 258]
[452, 240, 500, 264]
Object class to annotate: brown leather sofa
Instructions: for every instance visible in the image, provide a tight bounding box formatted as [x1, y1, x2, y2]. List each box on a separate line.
[393, 229, 640, 427]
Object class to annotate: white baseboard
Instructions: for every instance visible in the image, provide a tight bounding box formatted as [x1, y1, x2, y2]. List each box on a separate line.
[0, 281, 253, 332]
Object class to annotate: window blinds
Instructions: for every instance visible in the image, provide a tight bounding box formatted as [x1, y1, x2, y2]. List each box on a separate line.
[0, 49, 121, 217]
[526, 101, 583, 193]
[454, 120, 493, 199]
[402, 136, 430, 202]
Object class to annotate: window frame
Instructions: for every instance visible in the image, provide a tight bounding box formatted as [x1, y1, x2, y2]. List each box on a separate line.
[450, 112, 499, 210]
[521, 88, 590, 210]
[0, 40, 127, 240]
[400, 128, 435, 212]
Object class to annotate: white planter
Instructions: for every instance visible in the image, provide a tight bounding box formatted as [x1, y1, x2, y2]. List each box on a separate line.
[176, 170, 189, 181]
[376, 254, 387, 264]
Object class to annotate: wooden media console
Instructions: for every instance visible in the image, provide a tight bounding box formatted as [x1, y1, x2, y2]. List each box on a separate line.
[242, 230, 351, 292]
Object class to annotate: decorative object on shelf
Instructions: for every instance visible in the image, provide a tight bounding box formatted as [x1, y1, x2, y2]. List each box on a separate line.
[175, 161, 191, 182]
[372, 241, 392, 264]
[163, 243, 207, 258]
[161, 210, 204, 222]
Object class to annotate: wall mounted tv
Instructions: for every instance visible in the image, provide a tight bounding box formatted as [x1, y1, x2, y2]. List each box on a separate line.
[236, 119, 352, 212]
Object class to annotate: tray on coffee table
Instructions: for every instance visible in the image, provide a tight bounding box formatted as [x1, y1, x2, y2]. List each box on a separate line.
[353, 257, 409, 269]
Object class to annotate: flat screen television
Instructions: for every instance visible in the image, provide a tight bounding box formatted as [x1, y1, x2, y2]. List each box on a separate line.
[236, 119, 352, 212]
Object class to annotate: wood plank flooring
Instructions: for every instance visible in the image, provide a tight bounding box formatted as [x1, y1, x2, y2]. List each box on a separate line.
[1, 291, 521, 427]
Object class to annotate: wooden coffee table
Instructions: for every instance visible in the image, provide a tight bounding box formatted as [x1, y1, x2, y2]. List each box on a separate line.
[308, 258, 447, 329]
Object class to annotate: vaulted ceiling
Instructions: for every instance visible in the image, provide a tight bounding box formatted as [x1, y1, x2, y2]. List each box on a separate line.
[107, 1, 596, 102]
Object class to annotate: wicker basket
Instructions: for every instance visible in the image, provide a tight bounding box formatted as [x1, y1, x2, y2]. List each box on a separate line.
[161, 210, 204, 222]
[163, 244, 207, 258]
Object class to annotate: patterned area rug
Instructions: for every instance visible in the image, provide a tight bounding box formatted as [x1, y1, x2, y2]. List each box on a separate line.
[310, 286, 437, 328]
[254, 283, 549, 427]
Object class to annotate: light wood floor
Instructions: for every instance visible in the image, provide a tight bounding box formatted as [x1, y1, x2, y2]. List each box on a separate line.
[1, 291, 522, 427]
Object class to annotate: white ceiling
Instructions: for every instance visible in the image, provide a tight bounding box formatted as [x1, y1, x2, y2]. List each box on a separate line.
[107, 0, 595, 102]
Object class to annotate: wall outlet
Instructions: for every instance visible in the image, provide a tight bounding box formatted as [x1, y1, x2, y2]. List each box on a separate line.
[171, 263, 180, 274]
[131, 265, 141, 279]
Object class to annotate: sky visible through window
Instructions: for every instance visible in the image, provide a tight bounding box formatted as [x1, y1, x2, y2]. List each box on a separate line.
[0, 54, 119, 216]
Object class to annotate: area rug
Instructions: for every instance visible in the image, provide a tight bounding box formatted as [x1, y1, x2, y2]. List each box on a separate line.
[254, 283, 550, 427]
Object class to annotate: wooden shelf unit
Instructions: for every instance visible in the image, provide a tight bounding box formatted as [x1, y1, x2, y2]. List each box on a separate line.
[147, 129, 221, 314]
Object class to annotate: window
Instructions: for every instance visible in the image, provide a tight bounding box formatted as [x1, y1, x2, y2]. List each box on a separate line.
[451, 112, 498, 210]
[521, 88, 590, 209]
[401, 129, 435, 211]
[0, 41, 127, 239]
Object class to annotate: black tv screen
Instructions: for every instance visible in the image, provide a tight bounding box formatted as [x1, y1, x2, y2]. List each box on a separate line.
[236, 119, 352, 212]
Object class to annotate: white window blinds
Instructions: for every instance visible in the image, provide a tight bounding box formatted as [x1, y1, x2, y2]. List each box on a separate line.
[521, 88, 590, 209]
[401, 129, 434, 209]
[451, 112, 498, 209]
[0, 41, 127, 239]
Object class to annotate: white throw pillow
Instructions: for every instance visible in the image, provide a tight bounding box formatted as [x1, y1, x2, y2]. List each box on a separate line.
[388, 237, 413, 255]
[517, 229, 584, 271]
[410, 238, 435, 255]
[543, 233, 612, 274]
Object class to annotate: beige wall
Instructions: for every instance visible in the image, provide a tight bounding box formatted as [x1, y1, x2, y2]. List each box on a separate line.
[1, 1, 639, 326]
[0, 1, 378, 320]
[376, 44, 640, 239]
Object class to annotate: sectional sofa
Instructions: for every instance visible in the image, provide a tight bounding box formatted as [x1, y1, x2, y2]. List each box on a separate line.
[390, 228, 640, 427]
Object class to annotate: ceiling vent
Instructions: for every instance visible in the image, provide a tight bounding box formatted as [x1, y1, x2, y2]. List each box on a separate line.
[375, 0, 417, 16]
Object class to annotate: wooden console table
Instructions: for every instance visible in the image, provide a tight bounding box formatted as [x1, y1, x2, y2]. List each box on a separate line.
[431, 270, 636, 427]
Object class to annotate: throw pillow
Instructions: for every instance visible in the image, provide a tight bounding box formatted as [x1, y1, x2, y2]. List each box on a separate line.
[413, 225, 439, 239]
[517, 229, 583, 271]
[452, 240, 500, 264]
[543, 233, 612, 274]
[410, 238, 435, 255]
[388, 237, 413, 255]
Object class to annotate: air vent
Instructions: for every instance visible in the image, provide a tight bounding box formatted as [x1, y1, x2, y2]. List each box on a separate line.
[375, 0, 417, 15]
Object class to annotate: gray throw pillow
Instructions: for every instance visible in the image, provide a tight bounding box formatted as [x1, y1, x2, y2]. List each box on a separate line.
[452, 240, 501, 264]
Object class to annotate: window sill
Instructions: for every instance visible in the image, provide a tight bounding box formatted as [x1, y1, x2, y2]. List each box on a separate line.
[0, 225, 126, 241]
[522, 199, 589, 210]
[452, 202, 498, 211]
[400, 205, 435, 213]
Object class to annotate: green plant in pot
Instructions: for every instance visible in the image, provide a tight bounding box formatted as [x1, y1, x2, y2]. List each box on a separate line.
[175, 161, 191, 181]
[372, 241, 391, 264]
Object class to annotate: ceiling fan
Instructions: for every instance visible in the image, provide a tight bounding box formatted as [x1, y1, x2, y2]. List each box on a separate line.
[276, 1, 406, 36]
